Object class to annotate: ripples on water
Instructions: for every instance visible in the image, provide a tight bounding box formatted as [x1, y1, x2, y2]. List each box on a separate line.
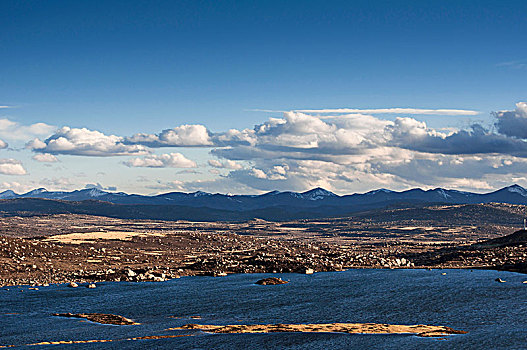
[1, 269, 526, 349]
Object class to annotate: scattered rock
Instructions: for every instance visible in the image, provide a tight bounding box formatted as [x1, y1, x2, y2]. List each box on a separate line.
[67, 282, 78, 288]
[495, 278, 506, 283]
[52, 313, 139, 325]
[255, 277, 288, 285]
[87, 283, 96, 289]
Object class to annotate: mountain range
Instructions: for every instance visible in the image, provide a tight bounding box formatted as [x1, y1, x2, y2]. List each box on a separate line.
[0, 185, 526, 221]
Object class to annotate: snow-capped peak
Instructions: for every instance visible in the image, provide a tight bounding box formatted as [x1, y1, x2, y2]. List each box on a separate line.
[300, 187, 337, 200]
[193, 191, 211, 197]
[367, 188, 394, 195]
[87, 188, 107, 197]
[507, 184, 527, 197]
[0, 190, 17, 199]
[24, 188, 48, 196]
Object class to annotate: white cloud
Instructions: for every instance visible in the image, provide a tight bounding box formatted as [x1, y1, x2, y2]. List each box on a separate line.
[0, 118, 55, 141]
[39, 177, 76, 190]
[143, 179, 186, 192]
[0, 140, 7, 149]
[18, 102, 527, 194]
[124, 152, 197, 168]
[0, 181, 33, 193]
[85, 183, 117, 191]
[32, 153, 58, 162]
[250, 168, 268, 179]
[28, 127, 149, 156]
[0, 159, 27, 175]
[196, 102, 527, 193]
[126, 124, 212, 147]
[208, 159, 243, 170]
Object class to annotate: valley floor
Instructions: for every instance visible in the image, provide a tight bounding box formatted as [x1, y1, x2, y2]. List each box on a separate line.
[1, 203, 526, 287]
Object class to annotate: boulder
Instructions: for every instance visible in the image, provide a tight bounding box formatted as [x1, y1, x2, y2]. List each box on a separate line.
[255, 277, 289, 285]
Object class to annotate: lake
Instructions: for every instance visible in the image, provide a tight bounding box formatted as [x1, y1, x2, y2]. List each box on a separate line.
[1, 269, 526, 349]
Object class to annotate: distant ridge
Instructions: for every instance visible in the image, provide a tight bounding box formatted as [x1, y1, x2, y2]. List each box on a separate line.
[2, 184, 527, 208]
[1, 184, 527, 221]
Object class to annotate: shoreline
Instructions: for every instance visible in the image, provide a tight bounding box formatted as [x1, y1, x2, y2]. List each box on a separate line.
[2, 267, 525, 289]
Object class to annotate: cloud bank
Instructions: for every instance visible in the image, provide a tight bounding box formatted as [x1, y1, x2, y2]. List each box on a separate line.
[19, 102, 527, 194]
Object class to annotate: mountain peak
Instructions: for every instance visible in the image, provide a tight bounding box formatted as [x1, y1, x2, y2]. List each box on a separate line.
[506, 184, 527, 197]
[83, 188, 108, 197]
[0, 190, 17, 199]
[301, 187, 337, 200]
[192, 191, 212, 197]
[366, 188, 394, 195]
[24, 188, 48, 195]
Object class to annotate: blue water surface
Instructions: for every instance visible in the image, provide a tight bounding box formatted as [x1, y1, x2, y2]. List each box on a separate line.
[1, 269, 526, 349]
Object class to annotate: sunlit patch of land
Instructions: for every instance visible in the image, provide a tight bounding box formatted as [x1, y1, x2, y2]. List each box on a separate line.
[170, 322, 467, 337]
[44, 230, 165, 244]
[0, 335, 191, 348]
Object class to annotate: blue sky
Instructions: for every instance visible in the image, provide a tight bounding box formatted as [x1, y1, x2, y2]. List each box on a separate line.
[1, 0, 526, 194]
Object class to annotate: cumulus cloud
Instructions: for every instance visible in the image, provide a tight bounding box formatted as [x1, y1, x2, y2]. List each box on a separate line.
[28, 127, 148, 156]
[39, 177, 76, 190]
[0, 181, 33, 193]
[179, 102, 527, 193]
[0, 140, 7, 149]
[208, 159, 243, 170]
[0, 118, 55, 141]
[21, 102, 527, 194]
[32, 153, 58, 162]
[388, 118, 527, 157]
[85, 183, 117, 191]
[494, 102, 527, 139]
[125, 124, 212, 147]
[124, 153, 197, 168]
[0, 159, 27, 175]
[143, 179, 186, 192]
